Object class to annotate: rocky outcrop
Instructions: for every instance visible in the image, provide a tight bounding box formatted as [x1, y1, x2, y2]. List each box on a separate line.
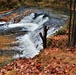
[0, 50, 22, 56]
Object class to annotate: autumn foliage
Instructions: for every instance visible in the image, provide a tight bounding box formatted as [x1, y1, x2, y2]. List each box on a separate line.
[0, 34, 76, 75]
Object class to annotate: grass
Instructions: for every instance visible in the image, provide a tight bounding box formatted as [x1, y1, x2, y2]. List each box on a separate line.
[56, 28, 66, 35]
[0, 57, 14, 67]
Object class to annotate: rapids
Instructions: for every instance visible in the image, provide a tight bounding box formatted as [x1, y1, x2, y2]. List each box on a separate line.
[0, 7, 69, 58]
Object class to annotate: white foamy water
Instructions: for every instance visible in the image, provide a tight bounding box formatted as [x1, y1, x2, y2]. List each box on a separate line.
[13, 34, 39, 58]
[33, 15, 44, 24]
[19, 13, 35, 23]
[12, 13, 49, 58]
[0, 12, 68, 58]
[38, 17, 49, 26]
[0, 21, 6, 25]
[8, 23, 38, 31]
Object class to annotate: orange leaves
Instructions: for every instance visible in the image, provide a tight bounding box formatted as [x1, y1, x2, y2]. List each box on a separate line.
[48, 35, 68, 49]
[0, 34, 76, 75]
[0, 56, 76, 75]
[70, 47, 76, 54]
[0, 58, 42, 75]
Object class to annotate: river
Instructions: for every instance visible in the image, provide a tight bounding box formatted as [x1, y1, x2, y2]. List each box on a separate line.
[0, 7, 69, 58]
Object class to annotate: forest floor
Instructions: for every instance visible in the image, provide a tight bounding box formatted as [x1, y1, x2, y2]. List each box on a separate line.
[0, 33, 76, 75]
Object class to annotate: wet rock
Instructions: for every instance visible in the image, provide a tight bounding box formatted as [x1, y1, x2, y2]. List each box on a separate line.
[4, 42, 19, 47]
[0, 50, 21, 56]
[0, 27, 28, 35]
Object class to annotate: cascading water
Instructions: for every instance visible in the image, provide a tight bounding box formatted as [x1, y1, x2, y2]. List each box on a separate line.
[0, 8, 69, 58]
[12, 13, 49, 58]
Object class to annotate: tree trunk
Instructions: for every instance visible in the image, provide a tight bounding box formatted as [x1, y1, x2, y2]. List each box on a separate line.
[67, 0, 73, 46]
[72, 0, 76, 47]
[43, 25, 47, 48]
[39, 25, 47, 49]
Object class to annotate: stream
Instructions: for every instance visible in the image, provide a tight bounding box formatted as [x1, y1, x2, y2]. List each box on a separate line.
[0, 7, 69, 58]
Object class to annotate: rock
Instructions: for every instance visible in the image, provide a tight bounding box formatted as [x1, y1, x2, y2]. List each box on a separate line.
[0, 50, 21, 56]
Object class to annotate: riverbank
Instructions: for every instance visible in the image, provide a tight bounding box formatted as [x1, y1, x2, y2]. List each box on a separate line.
[0, 0, 70, 14]
[0, 0, 69, 9]
[0, 31, 76, 74]
[0, 20, 76, 74]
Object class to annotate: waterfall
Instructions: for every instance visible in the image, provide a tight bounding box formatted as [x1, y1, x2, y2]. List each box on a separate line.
[13, 34, 40, 58]
[8, 23, 38, 31]
[19, 13, 35, 23]
[0, 21, 6, 25]
[0, 10, 68, 58]
[12, 13, 49, 58]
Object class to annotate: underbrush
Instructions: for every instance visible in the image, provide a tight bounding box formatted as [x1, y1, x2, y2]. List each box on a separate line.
[0, 57, 14, 67]
[47, 25, 68, 48]
[56, 28, 66, 35]
[0, 0, 70, 11]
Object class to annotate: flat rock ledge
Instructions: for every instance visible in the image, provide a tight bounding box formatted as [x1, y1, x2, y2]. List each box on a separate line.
[0, 50, 21, 56]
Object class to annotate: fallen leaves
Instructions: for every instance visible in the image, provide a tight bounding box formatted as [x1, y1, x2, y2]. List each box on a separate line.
[0, 55, 76, 75]
[47, 35, 68, 49]
[0, 31, 76, 75]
